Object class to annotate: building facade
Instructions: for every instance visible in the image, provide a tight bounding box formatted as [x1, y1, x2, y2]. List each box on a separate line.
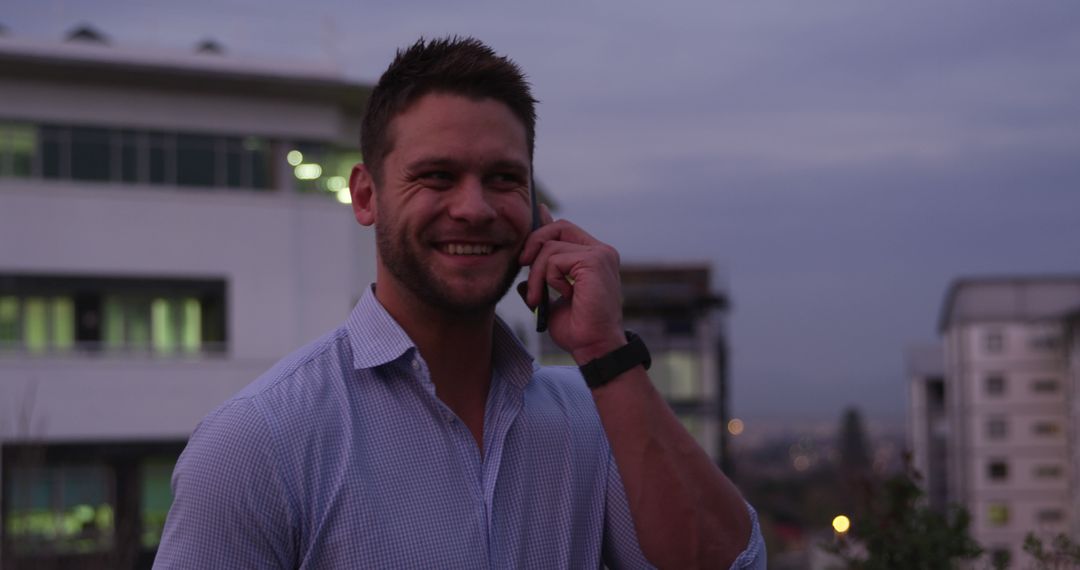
[0, 33, 539, 568]
[909, 276, 1080, 567]
[540, 264, 732, 467]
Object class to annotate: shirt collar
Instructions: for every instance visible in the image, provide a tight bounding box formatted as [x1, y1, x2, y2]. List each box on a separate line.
[346, 286, 536, 390]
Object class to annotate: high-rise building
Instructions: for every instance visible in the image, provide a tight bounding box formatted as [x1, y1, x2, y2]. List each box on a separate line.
[909, 276, 1080, 567]
[540, 263, 733, 467]
[0, 33, 539, 568]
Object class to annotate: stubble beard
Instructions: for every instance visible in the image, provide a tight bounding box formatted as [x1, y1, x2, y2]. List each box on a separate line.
[376, 221, 522, 317]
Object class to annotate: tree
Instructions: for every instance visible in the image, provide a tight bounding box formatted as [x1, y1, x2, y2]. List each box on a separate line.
[823, 462, 982, 569]
[1023, 532, 1080, 569]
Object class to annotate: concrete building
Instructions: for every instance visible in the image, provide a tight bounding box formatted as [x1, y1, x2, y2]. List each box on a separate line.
[0, 33, 538, 568]
[540, 263, 733, 467]
[909, 276, 1080, 567]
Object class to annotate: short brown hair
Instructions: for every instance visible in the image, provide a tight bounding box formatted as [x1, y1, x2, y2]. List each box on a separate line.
[360, 37, 538, 184]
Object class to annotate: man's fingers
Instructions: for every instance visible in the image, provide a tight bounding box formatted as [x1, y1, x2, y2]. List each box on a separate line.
[525, 240, 590, 307]
[520, 220, 600, 264]
[539, 203, 554, 226]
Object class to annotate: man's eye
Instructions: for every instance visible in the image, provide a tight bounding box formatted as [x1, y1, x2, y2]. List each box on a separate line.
[488, 173, 524, 190]
[420, 172, 454, 186]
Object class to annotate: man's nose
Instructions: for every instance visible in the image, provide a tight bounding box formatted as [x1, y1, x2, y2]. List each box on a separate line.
[447, 178, 497, 224]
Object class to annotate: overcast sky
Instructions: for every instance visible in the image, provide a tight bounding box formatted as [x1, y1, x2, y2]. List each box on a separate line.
[6, 0, 1080, 431]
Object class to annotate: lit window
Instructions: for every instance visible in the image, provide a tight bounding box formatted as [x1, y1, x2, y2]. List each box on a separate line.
[985, 375, 1005, 396]
[987, 460, 1008, 481]
[984, 331, 1004, 354]
[6, 464, 115, 555]
[140, 458, 176, 548]
[988, 503, 1010, 526]
[650, 350, 701, 400]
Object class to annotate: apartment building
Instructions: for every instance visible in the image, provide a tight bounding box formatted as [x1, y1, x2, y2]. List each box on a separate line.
[0, 31, 540, 568]
[539, 264, 732, 467]
[909, 276, 1080, 567]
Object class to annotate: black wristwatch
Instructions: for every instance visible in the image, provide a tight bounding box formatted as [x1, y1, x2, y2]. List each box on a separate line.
[578, 331, 651, 389]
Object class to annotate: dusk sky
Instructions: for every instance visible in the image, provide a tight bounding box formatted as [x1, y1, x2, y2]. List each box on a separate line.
[6, 1, 1080, 431]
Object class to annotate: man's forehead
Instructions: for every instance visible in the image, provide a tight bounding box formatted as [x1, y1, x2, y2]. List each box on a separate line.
[385, 93, 530, 163]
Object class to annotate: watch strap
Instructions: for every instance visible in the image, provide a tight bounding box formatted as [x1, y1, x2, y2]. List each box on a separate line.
[579, 331, 651, 389]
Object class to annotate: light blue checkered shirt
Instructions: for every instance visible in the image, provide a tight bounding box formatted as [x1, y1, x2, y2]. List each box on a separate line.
[155, 288, 765, 568]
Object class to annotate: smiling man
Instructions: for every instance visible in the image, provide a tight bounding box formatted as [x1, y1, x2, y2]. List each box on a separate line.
[155, 37, 764, 569]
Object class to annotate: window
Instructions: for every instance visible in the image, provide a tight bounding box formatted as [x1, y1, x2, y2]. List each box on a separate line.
[650, 350, 701, 400]
[1029, 334, 1061, 352]
[985, 374, 1005, 396]
[984, 330, 1004, 354]
[0, 274, 226, 355]
[1037, 509, 1064, 524]
[986, 418, 1008, 439]
[988, 503, 1010, 527]
[5, 463, 115, 555]
[139, 458, 176, 549]
[1033, 421, 1061, 436]
[0, 120, 276, 190]
[1034, 465, 1063, 479]
[987, 460, 1008, 481]
[0, 122, 38, 177]
[290, 142, 360, 199]
[1032, 379, 1060, 394]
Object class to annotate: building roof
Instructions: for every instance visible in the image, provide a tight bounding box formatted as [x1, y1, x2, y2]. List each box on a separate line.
[620, 263, 728, 313]
[938, 275, 1080, 332]
[0, 34, 371, 111]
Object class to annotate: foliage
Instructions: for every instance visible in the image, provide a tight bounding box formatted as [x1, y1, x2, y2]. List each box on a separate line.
[1023, 532, 1080, 569]
[823, 466, 982, 569]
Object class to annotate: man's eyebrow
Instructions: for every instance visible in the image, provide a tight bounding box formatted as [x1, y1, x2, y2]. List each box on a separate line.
[404, 157, 529, 175]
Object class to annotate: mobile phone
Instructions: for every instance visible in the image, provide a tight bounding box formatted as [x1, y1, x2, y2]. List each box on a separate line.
[530, 176, 549, 332]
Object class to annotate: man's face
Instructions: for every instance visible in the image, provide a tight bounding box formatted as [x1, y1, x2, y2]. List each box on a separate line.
[371, 93, 532, 315]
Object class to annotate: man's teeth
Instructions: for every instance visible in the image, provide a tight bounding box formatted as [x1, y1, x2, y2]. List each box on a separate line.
[443, 243, 494, 255]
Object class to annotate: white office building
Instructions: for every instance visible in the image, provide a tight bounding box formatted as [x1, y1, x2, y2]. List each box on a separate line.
[909, 276, 1080, 568]
[0, 31, 537, 568]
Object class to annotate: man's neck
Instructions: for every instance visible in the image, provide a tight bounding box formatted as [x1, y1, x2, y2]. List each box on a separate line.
[374, 282, 496, 450]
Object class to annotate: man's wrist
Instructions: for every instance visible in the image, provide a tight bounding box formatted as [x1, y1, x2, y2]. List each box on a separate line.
[571, 331, 629, 365]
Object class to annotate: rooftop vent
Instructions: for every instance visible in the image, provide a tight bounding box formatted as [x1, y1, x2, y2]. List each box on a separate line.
[196, 38, 225, 55]
[65, 24, 109, 44]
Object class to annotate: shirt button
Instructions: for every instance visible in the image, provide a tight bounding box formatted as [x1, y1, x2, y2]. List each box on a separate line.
[411, 359, 420, 371]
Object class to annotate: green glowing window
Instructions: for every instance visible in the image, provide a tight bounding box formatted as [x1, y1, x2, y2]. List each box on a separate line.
[0, 122, 38, 177]
[988, 503, 1009, 527]
[0, 295, 19, 345]
[23, 297, 48, 352]
[6, 464, 115, 555]
[140, 458, 176, 549]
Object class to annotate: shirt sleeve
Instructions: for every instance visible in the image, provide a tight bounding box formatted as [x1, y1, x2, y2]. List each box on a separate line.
[601, 452, 768, 570]
[153, 398, 297, 569]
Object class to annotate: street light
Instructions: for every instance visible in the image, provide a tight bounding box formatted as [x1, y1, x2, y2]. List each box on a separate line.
[832, 514, 851, 534]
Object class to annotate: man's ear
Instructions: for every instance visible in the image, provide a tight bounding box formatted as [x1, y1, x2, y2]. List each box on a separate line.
[350, 163, 377, 227]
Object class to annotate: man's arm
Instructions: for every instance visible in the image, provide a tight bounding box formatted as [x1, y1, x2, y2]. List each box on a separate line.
[520, 212, 763, 569]
[154, 399, 295, 569]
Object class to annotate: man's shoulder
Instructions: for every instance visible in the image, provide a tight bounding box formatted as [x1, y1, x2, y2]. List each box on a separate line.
[528, 363, 596, 408]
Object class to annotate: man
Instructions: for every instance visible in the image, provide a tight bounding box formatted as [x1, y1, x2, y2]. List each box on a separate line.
[156, 37, 764, 569]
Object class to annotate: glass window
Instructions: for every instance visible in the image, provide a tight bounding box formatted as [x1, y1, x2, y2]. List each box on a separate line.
[51, 296, 75, 349]
[70, 127, 112, 181]
[140, 458, 176, 549]
[985, 375, 1005, 396]
[1034, 465, 1063, 479]
[6, 464, 115, 555]
[148, 132, 173, 184]
[1033, 421, 1061, 436]
[41, 125, 66, 179]
[0, 122, 38, 177]
[1032, 379, 1060, 394]
[176, 134, 217, 187]
[987, 503, 1009, 527]
[291, 142, 357, 197]
[0, 295, 19, 346]
[984, 330, 1004, 354]
[1037, 509, 1064, 524]
[987, 460, 1008, 481]
[23, 297, 48, 352]
[245, 137, 272, 189]
[986, 417, 1007, 439]
[120, 130, 141, 183]
[182, 297, 201, 353]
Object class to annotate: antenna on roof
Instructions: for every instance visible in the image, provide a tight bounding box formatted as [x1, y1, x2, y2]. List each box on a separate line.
[66, 24, 109, 44]
[196, 38, 225, 55]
